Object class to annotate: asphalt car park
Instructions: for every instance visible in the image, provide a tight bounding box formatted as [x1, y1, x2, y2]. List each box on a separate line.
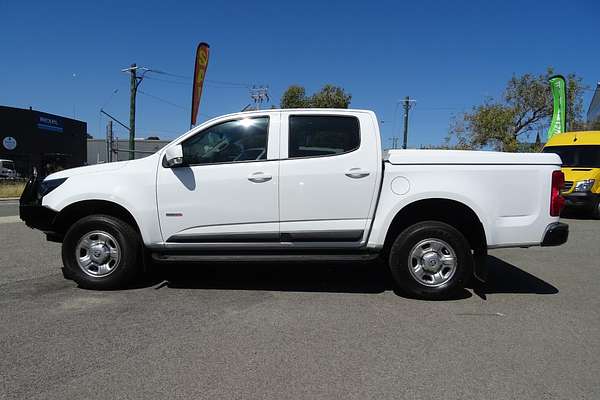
[1, 213, 599, 399]
[0, 200, 18, 218]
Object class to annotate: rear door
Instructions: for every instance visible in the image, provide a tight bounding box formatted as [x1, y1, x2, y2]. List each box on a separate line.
[278, 111, 380, 246]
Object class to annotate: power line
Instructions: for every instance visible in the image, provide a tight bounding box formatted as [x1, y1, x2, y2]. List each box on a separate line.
[145, 75, 252, 91]
[207, 79, 251, 88]
[138, 90, 216, 120]
[146, 76, 250, 90]
[148, 69, 190, 80]
[100, 109, 130, 132]
[100, 88, 120, 109]
[138, 89, 188, 110]
[136, 127, 183, 135]
[147, 68, 252, 88]
[205, 82, 251, 89]
[144, 76, 190, 85]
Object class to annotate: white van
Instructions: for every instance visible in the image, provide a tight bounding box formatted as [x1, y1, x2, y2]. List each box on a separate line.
[0, 159, 17, 179]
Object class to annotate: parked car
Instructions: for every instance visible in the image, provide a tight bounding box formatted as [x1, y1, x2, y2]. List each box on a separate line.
[20, 109, 568, 298]
[0, 159, 17, 179]
[543, 131, 600, 218]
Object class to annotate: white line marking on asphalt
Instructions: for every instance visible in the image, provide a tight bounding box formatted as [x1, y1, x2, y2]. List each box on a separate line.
[0, 216, 21, 224]
[456, 312, 505, 317]
[0, 202, 19, 206]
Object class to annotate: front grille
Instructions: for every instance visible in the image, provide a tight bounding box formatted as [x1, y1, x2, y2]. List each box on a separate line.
[562, 181, 573, 193]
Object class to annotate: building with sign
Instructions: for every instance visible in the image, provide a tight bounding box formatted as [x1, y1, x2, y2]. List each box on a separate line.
[0, 105, 87, 177]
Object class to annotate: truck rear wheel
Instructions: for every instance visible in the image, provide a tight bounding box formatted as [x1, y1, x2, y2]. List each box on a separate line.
[61, 215, 141, 289]
[388, 221, 472, 299]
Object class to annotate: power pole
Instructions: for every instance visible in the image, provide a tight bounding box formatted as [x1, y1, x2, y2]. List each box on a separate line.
[128, 63, 137, 160]
[121, 64, 150, 160]
[105, 120, 113, 163]
[402, 96, 417, 149]
[402, 96, 416, 149]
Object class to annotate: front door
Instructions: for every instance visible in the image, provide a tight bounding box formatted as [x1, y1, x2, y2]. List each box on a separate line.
[156, 114, 280, 244]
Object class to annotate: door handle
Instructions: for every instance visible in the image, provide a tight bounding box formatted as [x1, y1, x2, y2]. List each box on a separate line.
[248, 172, 272, 183]
[345, 168, 370, 179]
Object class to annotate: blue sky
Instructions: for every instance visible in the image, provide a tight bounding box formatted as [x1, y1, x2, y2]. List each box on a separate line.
[1, 0, 598, 147]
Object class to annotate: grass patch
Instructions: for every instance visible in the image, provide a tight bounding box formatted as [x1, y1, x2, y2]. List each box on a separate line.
[0, 181, 26, 198]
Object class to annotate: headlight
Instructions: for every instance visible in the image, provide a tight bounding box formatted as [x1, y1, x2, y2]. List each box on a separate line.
[573, 179, 595, 192]
[39, 178, 68, 197]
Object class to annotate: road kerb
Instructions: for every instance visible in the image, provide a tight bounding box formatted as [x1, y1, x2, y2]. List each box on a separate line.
[0, 216, 21, 224]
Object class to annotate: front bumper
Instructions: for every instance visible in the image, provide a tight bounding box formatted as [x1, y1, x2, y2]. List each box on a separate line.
[563, 192, 600, 209]
[19, 174, 58, 232]
[20, 203, 57, 231]
[541, 222, 569, 247]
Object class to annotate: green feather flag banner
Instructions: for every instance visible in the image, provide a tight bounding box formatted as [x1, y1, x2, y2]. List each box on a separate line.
[547, 75, 566, 140]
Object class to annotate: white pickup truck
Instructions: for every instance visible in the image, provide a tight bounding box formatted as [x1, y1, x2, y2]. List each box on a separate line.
[20, 109, 568, 298]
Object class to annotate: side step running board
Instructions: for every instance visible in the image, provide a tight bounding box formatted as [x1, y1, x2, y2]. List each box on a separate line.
[152, 253, 380, 263]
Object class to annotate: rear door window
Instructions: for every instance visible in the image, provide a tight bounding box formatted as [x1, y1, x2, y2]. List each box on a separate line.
[288, 116, 360, 158]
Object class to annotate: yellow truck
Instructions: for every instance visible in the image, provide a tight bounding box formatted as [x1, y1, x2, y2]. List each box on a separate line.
[543, 131, 600, 218]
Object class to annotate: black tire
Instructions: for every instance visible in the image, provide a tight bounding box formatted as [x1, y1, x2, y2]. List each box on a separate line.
[62, 215, 141, 290]
[388, 221, 473, 300]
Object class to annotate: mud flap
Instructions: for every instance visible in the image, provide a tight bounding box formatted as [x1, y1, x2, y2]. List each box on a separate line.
[472, 249, 488, 299]
[473, 249, 488, 283]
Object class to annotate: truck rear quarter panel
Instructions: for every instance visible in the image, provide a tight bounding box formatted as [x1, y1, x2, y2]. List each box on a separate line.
[369, 163, 560, 249]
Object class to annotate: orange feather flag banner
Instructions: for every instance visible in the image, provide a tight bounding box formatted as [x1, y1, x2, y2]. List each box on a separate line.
[190, 42, 210, 127]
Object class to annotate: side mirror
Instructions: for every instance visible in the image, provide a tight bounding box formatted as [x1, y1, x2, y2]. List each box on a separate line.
[164, 144, 184, 168]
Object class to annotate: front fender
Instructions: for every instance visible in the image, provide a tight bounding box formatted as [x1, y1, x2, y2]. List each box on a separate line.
[41, 156, 162, 246]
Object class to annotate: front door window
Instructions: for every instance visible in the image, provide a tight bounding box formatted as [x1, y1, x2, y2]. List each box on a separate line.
[182, 117, 269, 165]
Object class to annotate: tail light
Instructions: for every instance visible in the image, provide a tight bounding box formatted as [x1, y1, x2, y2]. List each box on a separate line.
[550, 170, 565, 216]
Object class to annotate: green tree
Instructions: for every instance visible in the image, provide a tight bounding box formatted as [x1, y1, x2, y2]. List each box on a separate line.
[447, 68, 587, 152]
[310, 84, 352, 108]
[280, 84, 351, 108]
[280, 85, 309, 108]
[587, 118, 600, 130]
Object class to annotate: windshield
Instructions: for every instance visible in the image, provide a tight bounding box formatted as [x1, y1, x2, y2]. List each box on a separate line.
[543, 145, 600, 168]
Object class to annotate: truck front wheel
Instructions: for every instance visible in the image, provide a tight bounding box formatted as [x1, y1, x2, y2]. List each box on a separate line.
[61, 215, 141, 289]
[388, 221, 473, 299]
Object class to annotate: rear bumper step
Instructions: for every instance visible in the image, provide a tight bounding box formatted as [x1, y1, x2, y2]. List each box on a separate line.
[541, 222, 569, 247]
